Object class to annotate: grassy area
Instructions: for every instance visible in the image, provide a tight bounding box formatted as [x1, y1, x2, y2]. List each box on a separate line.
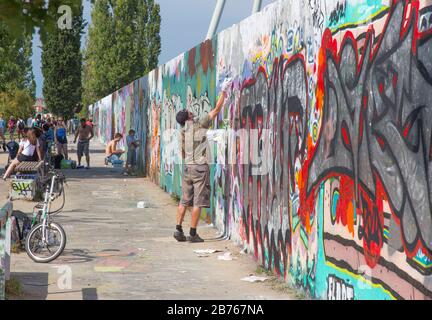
[11, 242, 23, 254]
[5, 276, 23, 298]
[255, 265, 303, 299]
[170, 194, 180, 202]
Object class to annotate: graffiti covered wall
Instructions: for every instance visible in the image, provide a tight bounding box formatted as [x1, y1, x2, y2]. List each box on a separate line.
[91, 0, 432, 299]
[94, 94, 114, 144]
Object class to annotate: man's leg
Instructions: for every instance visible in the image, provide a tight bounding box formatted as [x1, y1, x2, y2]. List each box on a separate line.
[77, 143, 82, 167]
[176, 204, 187, 226]
[186, 165, 210, 242]
[174, 203, 188, 242]
[174, 166, 193, 242]
[190, 206, 202, 229]
[64, 144, 68, 159]
[85, 142, 90, 168]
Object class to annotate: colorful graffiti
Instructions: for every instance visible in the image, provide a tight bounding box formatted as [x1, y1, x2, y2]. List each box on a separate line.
[94, 95, 113, 144]
[91, 0, 432, 299]
[147, 68, 162, 184]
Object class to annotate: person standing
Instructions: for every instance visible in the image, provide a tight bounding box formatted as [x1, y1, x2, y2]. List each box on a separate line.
[73, 118, 94, 169]
[125, 129, 140, 175]
[55, 118, 68, 160]
[173, 79, 231, 243]
[0, 114, 6, 151]
[7, 116, 16, 141]
[16, 118, 25, 140]
[27, 116, 33, 128]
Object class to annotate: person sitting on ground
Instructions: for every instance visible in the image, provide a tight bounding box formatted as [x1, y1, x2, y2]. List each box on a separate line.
[105, 133, 124, 165]
[3, 128, 42, 180]
[125, 129, 140, 175]
[54, 118, 68, 160]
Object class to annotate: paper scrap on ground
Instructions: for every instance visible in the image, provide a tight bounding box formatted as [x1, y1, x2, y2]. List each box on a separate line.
[137, 201, 148, 208]
[241, 275, 268, 283]
[218, 252, 233, 261]
[193, 249, 222, 255]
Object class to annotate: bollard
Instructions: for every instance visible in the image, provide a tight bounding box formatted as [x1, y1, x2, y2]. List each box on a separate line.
[0, 201, 13, 300]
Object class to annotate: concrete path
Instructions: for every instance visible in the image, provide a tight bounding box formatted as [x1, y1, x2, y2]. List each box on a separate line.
[0, 137, 297, 300]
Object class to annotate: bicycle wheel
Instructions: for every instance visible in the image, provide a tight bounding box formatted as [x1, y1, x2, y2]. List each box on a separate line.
[25, 222, 66, 263]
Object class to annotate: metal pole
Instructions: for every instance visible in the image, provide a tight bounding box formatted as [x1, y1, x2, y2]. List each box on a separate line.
[252, 0, 262, 14]
[206, 0, 226, 40]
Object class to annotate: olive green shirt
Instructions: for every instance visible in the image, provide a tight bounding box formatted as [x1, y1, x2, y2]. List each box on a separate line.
[180, 113, 212, 165]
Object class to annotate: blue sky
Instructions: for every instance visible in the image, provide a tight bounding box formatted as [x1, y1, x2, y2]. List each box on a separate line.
[32, 0, 277, 97]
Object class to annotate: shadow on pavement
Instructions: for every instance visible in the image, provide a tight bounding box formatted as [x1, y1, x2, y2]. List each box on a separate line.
[82, 287, 98, 300]
[11, 272, 49, 300]
[57, 248, 97, 264]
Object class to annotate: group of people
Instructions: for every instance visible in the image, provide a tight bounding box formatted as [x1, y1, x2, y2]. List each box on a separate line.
[105, 129, 140, 176]
[0, 115, 27, 150]
[3, 76, 229, 243]
[1, 114, 95, 180]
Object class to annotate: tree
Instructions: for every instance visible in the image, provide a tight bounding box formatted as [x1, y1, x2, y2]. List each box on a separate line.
[0, 0, 83, 42]
[82, 0, 115, 109]
[0, 89, 34, 120]
[42, 3, 84, 119]
[0, 19, 35, 119]
[0, 22, 35, 96]
[82, 0, 161, 108]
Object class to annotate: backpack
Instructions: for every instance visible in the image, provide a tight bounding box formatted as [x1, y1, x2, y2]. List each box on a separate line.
[18, 120, 25, 130]
[6, 141, 19, 160]
[53, 154, 64, 169]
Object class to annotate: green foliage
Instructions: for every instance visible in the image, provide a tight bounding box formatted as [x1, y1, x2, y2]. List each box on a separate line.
[0, 89, 35, 119]
[0, 0, 83, 42]
[0, 22, 35, 95]
[5, 276, 23, 298]
[42, 4, 84, 120]
[82, 0, 161, 108]
[0, 19, 35, 117]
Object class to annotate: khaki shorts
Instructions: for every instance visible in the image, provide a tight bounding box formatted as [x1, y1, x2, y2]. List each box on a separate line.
[180, 164, 210, 208]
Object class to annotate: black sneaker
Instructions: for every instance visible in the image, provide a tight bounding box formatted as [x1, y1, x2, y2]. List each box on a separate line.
[174, 230, 187, 242]
[187, 234, 204, 243]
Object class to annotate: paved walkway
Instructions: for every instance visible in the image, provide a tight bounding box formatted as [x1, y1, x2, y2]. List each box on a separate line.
[0, 137, 296, 300]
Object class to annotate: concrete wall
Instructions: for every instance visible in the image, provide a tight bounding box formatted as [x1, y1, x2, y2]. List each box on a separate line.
[0, 201, 12, 300]
[91, 0, 432, 299]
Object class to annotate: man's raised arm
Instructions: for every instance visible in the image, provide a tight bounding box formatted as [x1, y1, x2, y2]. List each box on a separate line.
[209, 92, 227, 121]
[208, 77, 232, 120]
